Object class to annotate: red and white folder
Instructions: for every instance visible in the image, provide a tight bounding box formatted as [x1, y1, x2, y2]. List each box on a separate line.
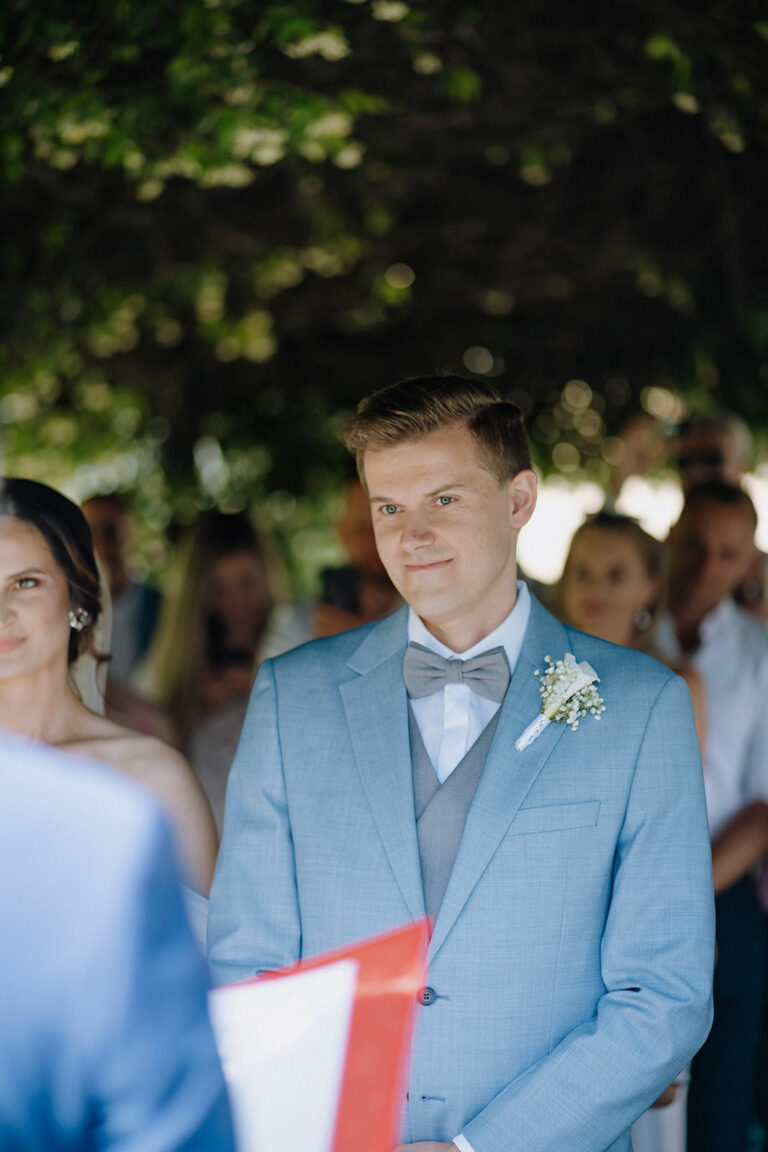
[209, 919, 429, 1152]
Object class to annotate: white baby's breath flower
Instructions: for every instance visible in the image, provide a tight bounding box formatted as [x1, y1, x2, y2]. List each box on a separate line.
[515, 653, 605, 751]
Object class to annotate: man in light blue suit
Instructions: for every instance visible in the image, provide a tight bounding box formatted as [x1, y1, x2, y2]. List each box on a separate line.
[208, 375, 715, 1152]
[0, 733, 234, 1152]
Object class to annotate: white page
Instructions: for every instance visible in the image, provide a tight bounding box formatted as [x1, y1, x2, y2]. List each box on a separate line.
[209, 959, 358, 1152]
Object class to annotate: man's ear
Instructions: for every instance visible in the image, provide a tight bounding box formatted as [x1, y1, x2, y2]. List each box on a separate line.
[740, 541, 762, 584]
[508, 469, 537, 530]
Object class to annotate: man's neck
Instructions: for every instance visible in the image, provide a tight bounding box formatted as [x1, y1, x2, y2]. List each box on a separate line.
[409, 581, 529, 659]
[421, 603, 517, 656]
[674, 618, 702, 655]
[671, 596, 724, 655]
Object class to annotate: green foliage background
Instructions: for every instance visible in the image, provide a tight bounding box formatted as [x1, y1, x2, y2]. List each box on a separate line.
[2, 1, 767, 583]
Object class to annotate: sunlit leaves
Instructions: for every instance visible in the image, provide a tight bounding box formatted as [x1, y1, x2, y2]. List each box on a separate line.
[1, 0, 767, 545]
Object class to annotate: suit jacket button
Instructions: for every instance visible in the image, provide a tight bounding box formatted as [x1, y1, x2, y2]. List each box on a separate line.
[417, 986, 437, 1006]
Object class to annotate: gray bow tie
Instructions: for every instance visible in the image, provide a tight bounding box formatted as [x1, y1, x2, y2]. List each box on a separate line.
[403, 642, 510, 703]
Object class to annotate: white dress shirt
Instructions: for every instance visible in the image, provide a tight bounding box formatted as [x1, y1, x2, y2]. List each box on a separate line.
[407, 583, 531, 1152]
[655, 597, 768, 839]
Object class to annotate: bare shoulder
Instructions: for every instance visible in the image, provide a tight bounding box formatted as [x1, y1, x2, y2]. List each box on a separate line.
[63, 719, 194, 794]
[61, 714, 218, 894]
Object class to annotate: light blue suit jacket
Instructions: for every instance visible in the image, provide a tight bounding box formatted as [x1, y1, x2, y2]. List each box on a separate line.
[0, 735, 234, 1152]
[208, 595, 714, 1152]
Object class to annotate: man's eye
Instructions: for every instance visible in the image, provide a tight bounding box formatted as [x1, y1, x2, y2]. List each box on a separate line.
[381, 505, 399, 516]
[436, 496, 454, 506]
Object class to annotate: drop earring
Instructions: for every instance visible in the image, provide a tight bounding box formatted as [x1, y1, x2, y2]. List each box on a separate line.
[68, 607, 90, 632]
[633, 607, 652, 632]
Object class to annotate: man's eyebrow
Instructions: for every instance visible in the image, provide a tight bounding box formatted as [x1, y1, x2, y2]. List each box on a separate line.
[425, 481, 473, 497]
[368, 481, 473, 504]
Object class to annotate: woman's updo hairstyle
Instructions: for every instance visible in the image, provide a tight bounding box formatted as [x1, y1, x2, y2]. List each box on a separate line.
[0, 478, 102, 664]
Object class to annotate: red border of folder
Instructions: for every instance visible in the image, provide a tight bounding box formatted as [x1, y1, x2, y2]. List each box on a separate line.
[254, 919, 429, 1152]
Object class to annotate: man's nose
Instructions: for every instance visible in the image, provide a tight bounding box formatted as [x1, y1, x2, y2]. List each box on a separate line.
[401, 512, 433, 547]
[697, 549, 723, 580]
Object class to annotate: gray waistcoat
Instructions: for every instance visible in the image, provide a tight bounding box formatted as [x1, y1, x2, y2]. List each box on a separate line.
[410, 707, 501, 920]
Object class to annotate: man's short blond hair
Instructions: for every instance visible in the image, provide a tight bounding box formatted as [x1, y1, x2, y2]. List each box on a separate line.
[343, 375, 532, 486]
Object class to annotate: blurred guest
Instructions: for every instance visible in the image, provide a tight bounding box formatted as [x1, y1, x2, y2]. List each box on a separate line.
[139, 510, 308, 829]
[654, 481, 768, 1152]
[559, 511, 705, 742]
[82, 493, 177, 744]
[0, 479, 218, 897]
[604, 411, 665, 510]
[670, 413, 752, 495]
[669, 413, 767, 620]
[82, 493, 162, 681]
[0, 731, 234, 1152]
[315, 477, 400, 637]
[560, 511, 662, 649]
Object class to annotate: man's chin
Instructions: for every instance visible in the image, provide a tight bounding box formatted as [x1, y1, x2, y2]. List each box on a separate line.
[687, 591, 724, 618]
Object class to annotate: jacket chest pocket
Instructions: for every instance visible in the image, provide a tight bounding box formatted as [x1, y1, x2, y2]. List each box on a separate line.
[508, 800, 601, 836]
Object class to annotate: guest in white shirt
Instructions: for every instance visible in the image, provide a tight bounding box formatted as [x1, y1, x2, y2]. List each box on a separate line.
[654, 480, 768, 1152]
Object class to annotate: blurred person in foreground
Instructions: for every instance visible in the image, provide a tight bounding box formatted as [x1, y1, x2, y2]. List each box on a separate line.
[0, 478, 218, 898]
[209, 375, 714, 1152]
[0, 732, 234, 1151]
[653, 481, 768, 1152]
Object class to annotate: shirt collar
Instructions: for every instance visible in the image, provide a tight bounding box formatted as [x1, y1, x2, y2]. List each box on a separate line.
[407, 580, 531, 675]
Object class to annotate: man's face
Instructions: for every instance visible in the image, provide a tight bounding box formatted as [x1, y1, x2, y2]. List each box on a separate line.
[363, 422, 536, 651]
[674, 426, 744, 495]
[81, 500, 129, 573]
[669, 501, 757, 618]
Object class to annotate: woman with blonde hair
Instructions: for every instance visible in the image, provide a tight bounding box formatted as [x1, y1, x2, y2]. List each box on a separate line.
[139, 510, 308, 828]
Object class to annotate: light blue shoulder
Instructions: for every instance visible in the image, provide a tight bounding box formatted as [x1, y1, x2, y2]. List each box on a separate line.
[267, 604, 408, 682]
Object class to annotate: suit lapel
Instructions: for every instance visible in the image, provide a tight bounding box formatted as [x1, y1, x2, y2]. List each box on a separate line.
[428, 598, 575, 961]
[340, 609, 425, 922]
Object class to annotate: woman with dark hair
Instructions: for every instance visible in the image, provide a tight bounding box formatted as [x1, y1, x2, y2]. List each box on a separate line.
[0, 478, 218, 897]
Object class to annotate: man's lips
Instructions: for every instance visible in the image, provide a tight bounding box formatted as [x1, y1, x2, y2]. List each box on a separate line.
[403, 558, 452, 572]
[581, 600, 609, 615]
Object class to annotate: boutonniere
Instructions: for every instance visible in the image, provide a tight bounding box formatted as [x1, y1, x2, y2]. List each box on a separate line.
[515, 653, 605, 751]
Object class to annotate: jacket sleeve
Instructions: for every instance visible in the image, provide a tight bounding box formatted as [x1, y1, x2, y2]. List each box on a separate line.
[207, 659, 302, 985]
[462, 672, 715, 1152]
